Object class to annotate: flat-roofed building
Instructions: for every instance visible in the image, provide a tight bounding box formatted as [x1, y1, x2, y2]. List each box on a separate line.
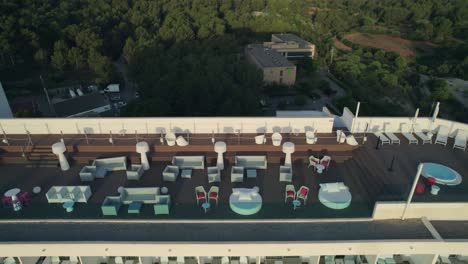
[265, 33, 316, 59]
[53, 93, 111, 117]
[245, 44, 296, 85]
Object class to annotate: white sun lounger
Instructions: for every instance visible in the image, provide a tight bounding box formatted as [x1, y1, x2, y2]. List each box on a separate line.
[384, 131, 400, 144]
[435, 125, 449, 146]
[374, 131, 390, 145]
[453, 129, 467, 151]
[401, 123, 418, 144]
[413, 124, 432, 144]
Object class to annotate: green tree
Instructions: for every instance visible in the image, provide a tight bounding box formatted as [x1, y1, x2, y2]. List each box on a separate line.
[88, 51, 113, 84]
[123, 37, 136, 63]
[67, 47, 86, 70]
[34, 49, 48, 66]
[428, 79, 450, 101]
[51, 40, 68, 71]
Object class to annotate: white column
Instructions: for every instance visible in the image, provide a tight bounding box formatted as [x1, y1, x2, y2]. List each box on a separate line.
[282, 142, 295, 167]
[52, 142, 69, 171]
[136, 141, 150, 170]
[214, 141, 227, 170]
[402, 163, 424, 220]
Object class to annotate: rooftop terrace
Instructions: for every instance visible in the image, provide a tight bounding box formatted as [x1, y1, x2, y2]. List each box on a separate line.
[0, 130, 467, 221]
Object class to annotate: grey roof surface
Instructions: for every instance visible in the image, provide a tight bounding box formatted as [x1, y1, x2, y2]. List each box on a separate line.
[247, 44, 294, 68]
[53, 93, 109, 117]
[430, 221, 468, 239]
[0, 220, 434, 242]
[272, 33, 312, 48]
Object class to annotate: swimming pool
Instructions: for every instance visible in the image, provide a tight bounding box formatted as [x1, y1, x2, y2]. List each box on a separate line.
[422, 163, 462, 186]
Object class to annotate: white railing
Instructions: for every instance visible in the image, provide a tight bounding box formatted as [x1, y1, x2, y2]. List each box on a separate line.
[0, 117, 334, 135]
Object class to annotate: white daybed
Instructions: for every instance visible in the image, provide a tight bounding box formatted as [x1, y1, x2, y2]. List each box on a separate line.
[318, 182, 352, 210]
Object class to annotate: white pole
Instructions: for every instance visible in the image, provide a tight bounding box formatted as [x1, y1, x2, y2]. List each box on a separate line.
[351, 101, 360, 133]
[402, 163, 424, 220]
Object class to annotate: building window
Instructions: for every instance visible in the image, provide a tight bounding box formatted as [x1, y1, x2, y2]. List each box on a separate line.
[280, 70, 283, 76]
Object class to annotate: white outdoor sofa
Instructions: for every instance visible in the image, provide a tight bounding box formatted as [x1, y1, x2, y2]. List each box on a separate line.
[171, 156, 205, 169]
[279, 166, 292, 182]
[92, 156, 127, 178]
[46, 186, 92, 203]
[235, 156, 267, 169]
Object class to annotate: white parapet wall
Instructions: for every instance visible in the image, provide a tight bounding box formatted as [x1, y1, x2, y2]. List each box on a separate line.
[0, 116, 334, 135]
[373, 201, 468, 220]
[432, 118, 468, 137]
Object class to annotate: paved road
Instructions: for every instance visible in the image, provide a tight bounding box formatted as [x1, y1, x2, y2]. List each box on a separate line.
[0, 220, 433, 242]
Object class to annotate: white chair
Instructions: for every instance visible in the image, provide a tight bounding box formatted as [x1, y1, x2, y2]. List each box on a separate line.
[413, 124, 432, 144]
[306, 130, 317, 144]
[401, 123, 418, 144]
[320, 155, 331, 170]
[285, 185, 296, 202]
[221, 257, 229, 264]
[69, 257, 78, 264]
[336, 130, 346, 143]
[435, 125, 449, 146]
[239, 257, 247, 264]
[344, 255, 355, 264]
[383, 125, 400, 144]
[160, 257, 169, 264]
[115, 257, 124, 264]
[165, 132, 176, 146]
[308, 155, 320, 169]
[453, 129, 467, 151]
[272, 132, 282, 146]
[207, 166, 221, 183]
[176, 136, 189, 146]
[208, 186, 219, 205]
[374, 131, 390, 145]
[255, 135, 265, 144]
[177, 257, 184, 264]
[297, 186, 309, 205]
[195, 186, 207, 205]
[324, 256, 334, 264]
[51, 257, 60, 264]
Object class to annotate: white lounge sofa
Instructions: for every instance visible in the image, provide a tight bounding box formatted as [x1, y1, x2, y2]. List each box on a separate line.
[119, 187, 161, 204]
[306, 130, 317, 144]
[235, 156, 267, 169]
[435, 125, 449, 146]
[92, 156, 127, 178]
[453, 129, 467, 151]
[46, 186, 92, 203]
[176, 136, 189, 146]
[172, 156, 205, 169]
[231, 166, 244, 182]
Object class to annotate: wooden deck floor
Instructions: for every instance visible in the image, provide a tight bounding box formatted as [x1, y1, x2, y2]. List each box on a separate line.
[0, 133, 466, 220]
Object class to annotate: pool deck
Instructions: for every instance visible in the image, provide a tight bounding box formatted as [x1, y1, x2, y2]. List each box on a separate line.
[0, 132, 467, 220]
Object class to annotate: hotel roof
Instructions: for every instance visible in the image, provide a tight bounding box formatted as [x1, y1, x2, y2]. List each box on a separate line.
[272, 33, 313, 49]
[246, 44, 295, 68]
[53, 93, 110, 117]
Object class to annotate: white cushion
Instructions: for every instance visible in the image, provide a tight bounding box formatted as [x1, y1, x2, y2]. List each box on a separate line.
[239, 192, 251, 201]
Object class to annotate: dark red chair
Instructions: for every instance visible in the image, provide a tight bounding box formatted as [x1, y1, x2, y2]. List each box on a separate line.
[425, 177, 437, 187]
[1, 196, 12, 208]
[18, 192, 31, 206]
[415, 182, 426, 194]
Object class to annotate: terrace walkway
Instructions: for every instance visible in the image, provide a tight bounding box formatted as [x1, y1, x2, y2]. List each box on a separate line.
[0, 220, 434, 242]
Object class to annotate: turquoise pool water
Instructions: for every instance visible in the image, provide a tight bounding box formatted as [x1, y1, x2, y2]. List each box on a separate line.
[422, 163, 462, 185]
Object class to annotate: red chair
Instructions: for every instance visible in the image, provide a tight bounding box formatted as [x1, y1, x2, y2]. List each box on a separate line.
[18, 192, 31, 206]
[425, 177, 437, 187]
[297, 186, 310, 205]
[284, 185, 296, 202]
[2, 196, 12, 208]
[415, 182, 425, 194]
[208, 186, 219, 206]
[195, 186, 207, 205]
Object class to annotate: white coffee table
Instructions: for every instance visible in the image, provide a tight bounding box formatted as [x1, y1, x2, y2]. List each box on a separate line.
[161, 187, 168, 194]
[181, 169, 192, 179]
[247, 169, 257, 178]
[315, 164, 325, 174]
